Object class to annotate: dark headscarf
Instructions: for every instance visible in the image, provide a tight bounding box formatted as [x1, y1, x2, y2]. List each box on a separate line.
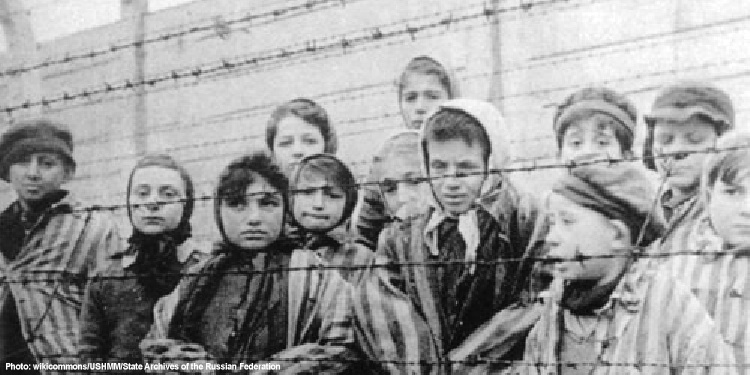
[125, 154, 195, 298]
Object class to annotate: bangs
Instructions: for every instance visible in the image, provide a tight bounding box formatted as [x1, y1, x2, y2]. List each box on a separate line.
[296, 156, 355, 192]
[715, 149, 750, 186]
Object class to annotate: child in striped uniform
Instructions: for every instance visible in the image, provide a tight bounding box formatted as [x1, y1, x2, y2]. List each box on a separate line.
[667, 132, 750, 371]
[289, 153, 373, 285]
[519, 163, 736, 375]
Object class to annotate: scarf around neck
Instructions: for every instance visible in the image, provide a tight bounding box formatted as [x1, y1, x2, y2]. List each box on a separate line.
[125, 227, 191, 298]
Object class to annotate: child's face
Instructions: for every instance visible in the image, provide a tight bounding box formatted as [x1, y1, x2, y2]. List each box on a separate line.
[9, 152, 70, 205]
[708, 176, 750, 247]
[400, 73, 450, 129]
[379, 156, 425, 218]
[653, 118, 717, 192]
[427, 139, 486, 216]
[130, 166, 186, 235]
[559, 116, 623, 163]
[273, 116, 325, 174]
[220, 174, 285, 250]
[545, 193, 621, 281]
[292, 171, 346, 231]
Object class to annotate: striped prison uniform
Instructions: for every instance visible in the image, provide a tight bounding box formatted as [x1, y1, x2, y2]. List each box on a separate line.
[517, 259, 737, 375]
[0, 195, 122, 373]
[666, 215, 750, 373]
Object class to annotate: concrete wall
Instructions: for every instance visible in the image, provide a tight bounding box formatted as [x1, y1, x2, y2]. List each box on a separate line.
[2, 0, 750, 240]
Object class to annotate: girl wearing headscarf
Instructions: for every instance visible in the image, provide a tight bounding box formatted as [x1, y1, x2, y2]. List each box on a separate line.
[79, 154, 210, 365]
[355, 56, 461, 249]
[520, 164, 734, 375]
[351, 99, 541, 374]
[145, 152, 355, 373]
[289, 154, 373, 284]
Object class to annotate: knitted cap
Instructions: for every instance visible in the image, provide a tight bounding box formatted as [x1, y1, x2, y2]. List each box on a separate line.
[645, 81, 735, 132]
[551, 164, 665, 247]
[0, 119, 75, 181]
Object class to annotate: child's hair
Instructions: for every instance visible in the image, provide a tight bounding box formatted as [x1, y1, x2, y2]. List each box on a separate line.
[265, 98, 337, 154]
[214, 151, 289, 237]
[398, 56, 456, 100]
[701, 132, 750, 204]
[371, 131, 422, 181]
[290, 154, 358, 230]
[126, 154, 195, 237]
[422, 108, 491, 169]
[643, 81, 734, 170]
[551, 164, 665, 247]
[553, 87, 637, 154]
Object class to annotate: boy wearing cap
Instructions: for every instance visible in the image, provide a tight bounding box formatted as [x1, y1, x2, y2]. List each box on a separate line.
[0, 120, 121, 370]
[518, 164, 735, 375]
[643, 82, 735, 261]
[352, 99, 541, 373]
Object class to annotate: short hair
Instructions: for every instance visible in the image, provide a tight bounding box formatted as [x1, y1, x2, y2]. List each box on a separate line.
[702, 132, 750, 204]
[554, 87, 637, 153]
[398, 56, 455, 100]
[214, 151, 289, 239]
[265, 98, 337, 154]
[127, 154, 195, 238]
[371, 132, 422, 181]
[422, 108, 491, 169]
[291, 154, 359, 229]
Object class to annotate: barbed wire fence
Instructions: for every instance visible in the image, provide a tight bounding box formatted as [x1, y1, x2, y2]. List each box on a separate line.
[2, 0, 750, 371]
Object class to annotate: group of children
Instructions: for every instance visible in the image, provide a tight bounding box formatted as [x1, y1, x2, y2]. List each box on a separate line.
[0, 54, 749, 375]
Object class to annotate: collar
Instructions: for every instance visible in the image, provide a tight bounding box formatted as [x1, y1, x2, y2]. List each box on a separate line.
[122, 238, 208, 268]
[5, 190, 86, 222]
[423, 205, 481, 274]
[551, 260, 653, 316]
[660, 188, 696, 214]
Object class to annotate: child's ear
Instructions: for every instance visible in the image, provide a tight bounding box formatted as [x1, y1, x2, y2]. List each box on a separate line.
[608, 219, 632, 249]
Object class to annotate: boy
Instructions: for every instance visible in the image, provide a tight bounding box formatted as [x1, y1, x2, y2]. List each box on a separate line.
[0, 120, 121, 370]
[643, 82, 734, 257]
[553, 87, 638, 163]
[352, 99, 540, 373]
[521, 164, 735, 375]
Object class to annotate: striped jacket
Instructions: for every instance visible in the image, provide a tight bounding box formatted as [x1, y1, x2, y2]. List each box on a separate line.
[0, 195, 122, 370]
[519, 259, 737, 375]
[657, 192, 704, 256]
[146, 247, 357, 374]
[666, 215, 750, 371]
[351, 180, 542, 374]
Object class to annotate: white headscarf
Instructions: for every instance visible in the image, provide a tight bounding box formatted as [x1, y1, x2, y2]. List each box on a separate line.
[419, 99, 512, 273]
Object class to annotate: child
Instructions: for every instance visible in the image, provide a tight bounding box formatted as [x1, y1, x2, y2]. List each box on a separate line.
[665, 132, 750, 368]
[553, 87, 638, 163]
[0, 120, 122, 369]
[149, 152, 355, 373]
[354, 130, 430, 248]
[265, 98, 337, 176]
[79, 154, 210, 364]
[521, 163, 735, 375]
[644, 82, 734, 255]
[352, 99, 540, 373]
[289, 153, 373, 284]
[398, 55, 461, 130]
[354, 56, 460, 249]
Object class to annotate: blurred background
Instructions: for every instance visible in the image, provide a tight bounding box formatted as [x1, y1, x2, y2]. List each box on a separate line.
[0, 0, 748, 239]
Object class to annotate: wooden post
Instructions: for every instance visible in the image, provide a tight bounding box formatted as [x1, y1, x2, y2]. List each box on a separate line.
[0, 0, 42, 121]
[121, 0, 148, 155]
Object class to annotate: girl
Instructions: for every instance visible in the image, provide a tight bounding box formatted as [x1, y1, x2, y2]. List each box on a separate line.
[666, 132, 750, 368]
[520, 164, 735, 375]
[355, 56, 460, 248]
[265, 98, 337, 176]
[153, 152, 355, 373]
[289, 153, 373, 284]
[79, 154, 209, 364]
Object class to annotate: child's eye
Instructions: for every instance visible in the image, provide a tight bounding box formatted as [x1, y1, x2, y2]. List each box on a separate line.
[260, 197, 281, 208]
[566, 139, 582, 148]
[656, 134, 674, 146]
[161, 189, 179, 200]
[404, 93, 417, 102]
[430, 161, 447, 172]
[224, 196, 248, 209]
[302, 137, 319, 146]
[276, 139, 293, 148]
[597, 138, 612, 147]
[721, 185, 743, 197]
[686, 133, 708, 145]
